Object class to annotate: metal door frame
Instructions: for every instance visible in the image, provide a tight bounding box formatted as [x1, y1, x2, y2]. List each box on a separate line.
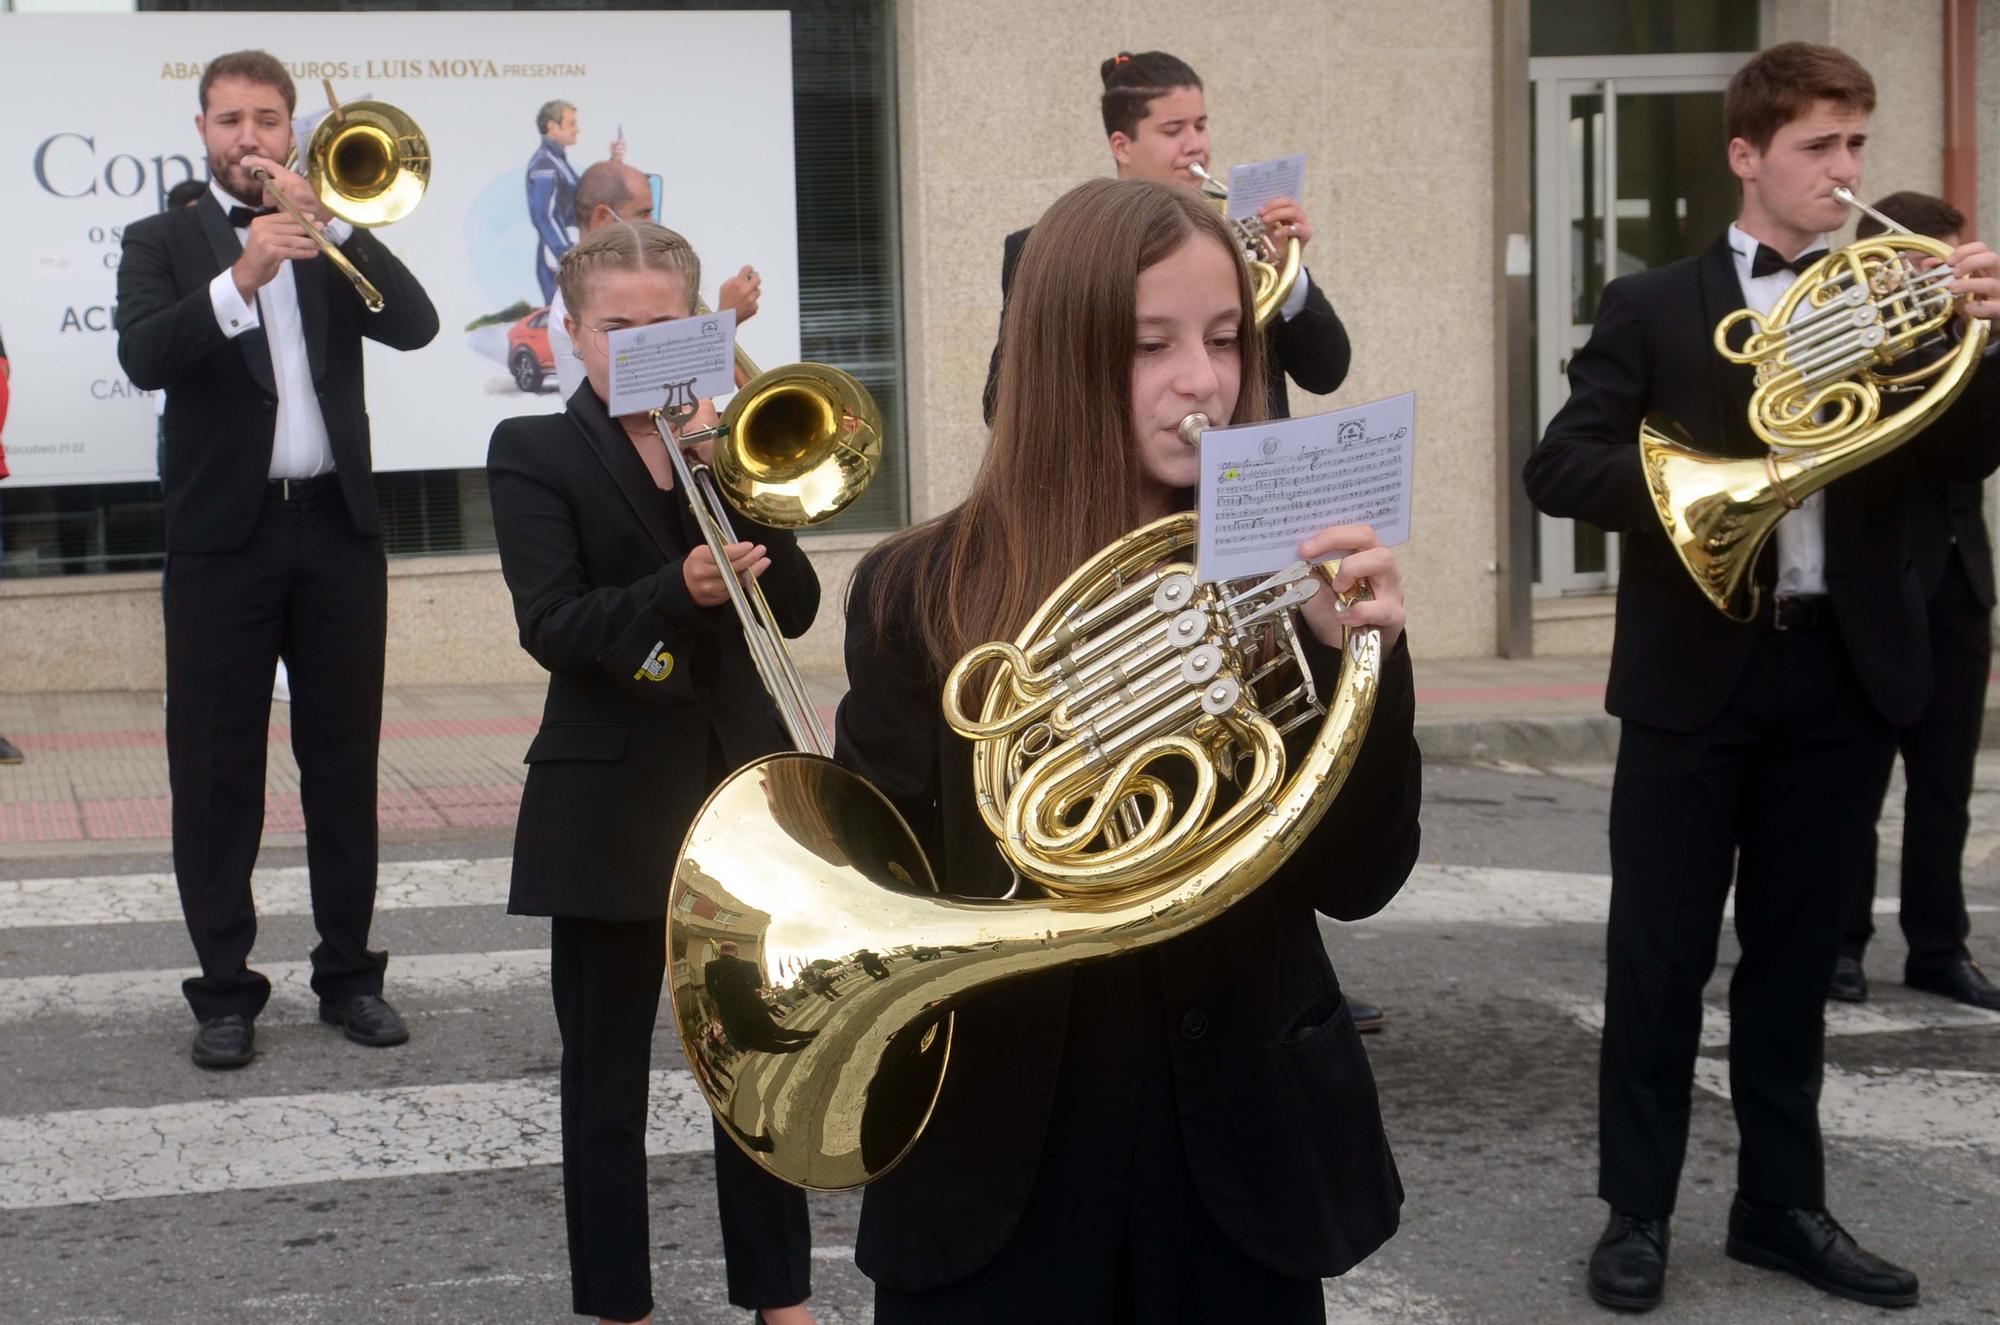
[1529, 54, 1742, 596]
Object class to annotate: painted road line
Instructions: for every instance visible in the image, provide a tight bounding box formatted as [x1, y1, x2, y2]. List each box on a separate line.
[1544, 990, 2000, 1151]
[1367, 864, 1995, 930]
[0, 948, 550, 1027]
[0, 857, 511, 930]
[1692, 1058, 2000, 1151]
[1545, 986, 2000, 1050]
[0, 1068, 711, 1211]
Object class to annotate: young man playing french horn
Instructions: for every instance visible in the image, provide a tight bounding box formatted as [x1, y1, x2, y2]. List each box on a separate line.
[1525, 42, 2000, 1314]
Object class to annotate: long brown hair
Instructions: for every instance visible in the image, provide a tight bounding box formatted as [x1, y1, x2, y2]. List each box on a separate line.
[867, 177, 1265, 680]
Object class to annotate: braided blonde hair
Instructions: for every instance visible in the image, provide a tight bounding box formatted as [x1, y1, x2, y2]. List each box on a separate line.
[557, 219, 702, 320]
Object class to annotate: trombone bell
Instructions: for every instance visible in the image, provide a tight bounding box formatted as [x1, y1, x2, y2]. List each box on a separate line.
[307, 98, 430, 228]
[712, 364, 883, 528]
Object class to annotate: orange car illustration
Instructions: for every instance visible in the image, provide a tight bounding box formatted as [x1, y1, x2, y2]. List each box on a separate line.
[508, 307, 556, 392]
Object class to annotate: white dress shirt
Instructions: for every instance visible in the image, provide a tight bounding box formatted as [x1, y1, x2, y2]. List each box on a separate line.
[205, 180, 353, 480]
[548, 287, 585, 400]
[1278, 267, 1312, 322]
[1726, 222, 1829, 597]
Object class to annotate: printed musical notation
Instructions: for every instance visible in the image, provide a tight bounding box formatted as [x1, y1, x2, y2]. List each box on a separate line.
[1195, 391, 1415, 584]
[605, 307, 738, 418]
[1225, 152, 1307, 222]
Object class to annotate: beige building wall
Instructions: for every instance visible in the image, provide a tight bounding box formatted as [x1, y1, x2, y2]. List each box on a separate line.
[0, 2, 1983, 691]
[1771, 0, 1945, 205]
[897, 0, 1502, 661]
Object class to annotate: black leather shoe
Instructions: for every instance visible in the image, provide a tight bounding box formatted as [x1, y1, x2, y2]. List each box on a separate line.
[1725, 1196, 1918, 1307]
[1827, 955, 1868, 1003]
[319, 993, 410, 1047]
[0, 735, 23, 765]
[1587, 1210, 1667, 1311]
[1905, 956, 2000, 1012]
[1349, 999, 1386, 1034]
[191, 1013, 255, 1069]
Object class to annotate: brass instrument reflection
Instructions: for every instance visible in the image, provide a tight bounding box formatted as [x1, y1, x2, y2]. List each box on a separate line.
[703, 941, 817, 1055]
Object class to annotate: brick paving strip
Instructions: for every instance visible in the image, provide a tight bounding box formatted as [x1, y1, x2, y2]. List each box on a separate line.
[0, 659, 1990, 846]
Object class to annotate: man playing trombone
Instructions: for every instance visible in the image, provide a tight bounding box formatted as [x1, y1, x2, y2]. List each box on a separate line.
[115, 49, 437, 1070]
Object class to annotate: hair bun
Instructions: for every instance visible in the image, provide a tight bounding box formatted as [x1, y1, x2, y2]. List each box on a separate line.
[1099, 51, 1134, 85]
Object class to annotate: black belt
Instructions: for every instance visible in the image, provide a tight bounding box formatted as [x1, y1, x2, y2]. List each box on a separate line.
[265, 473, 340, 502]
[1762, 593, 1831, 632]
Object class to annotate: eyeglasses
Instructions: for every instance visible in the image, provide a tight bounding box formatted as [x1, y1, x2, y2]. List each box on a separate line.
[573, 313, 686, 350]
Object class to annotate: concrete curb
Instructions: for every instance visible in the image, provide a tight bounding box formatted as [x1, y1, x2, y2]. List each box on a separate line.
[1419, 702, 2000, 765]
[1416, 715, 1620, 764]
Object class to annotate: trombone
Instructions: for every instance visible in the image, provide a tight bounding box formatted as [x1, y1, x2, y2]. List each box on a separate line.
[649, 322, 882, 753]
[250, 79, 430, 313]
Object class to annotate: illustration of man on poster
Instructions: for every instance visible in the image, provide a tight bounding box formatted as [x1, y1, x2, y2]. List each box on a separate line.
[526, 99, 624, 303]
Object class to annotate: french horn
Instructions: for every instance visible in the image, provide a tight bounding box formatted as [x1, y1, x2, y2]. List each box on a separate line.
[1643, 187, 1990, 619]
[665, 414, 1382, 1190]
[1190, 162, 1303, 329]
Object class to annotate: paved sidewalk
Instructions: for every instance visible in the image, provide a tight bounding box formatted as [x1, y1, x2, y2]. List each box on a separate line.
[2, 654, 1994, 849]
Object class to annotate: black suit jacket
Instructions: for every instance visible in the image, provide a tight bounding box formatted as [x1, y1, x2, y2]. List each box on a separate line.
[488, 386, 821, 921]
[982, 224, 1350, 424]
[114, 193, 438, 553]
[1908, 471, 1996, 610]
[1523, 235, 2000, 731]
[833, 546, 1420, 1289]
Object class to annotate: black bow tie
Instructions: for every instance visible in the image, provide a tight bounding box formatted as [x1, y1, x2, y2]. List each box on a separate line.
[1750, 242, 1828, 280]
[226, 204, 279, 229]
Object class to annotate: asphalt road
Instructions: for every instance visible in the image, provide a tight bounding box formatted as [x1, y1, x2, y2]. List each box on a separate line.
[2, 755, 1996, 1323]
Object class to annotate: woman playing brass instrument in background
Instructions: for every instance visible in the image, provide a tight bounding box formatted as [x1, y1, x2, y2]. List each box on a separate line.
[836, 178, 1421, 1323]
[486, 221, 819, 1325]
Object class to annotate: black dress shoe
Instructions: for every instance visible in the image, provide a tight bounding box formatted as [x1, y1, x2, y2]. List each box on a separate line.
[1587, 1209, 1667, 1311]
[319, 993, 410, 1046]
[1905, 956, 2000, 1012]
[1725, 1196, 1918, 1308]
[1827, 954, 1868, 1003]
[1349, 999, 1386, 1034]
[191, 1013, 255, 1069]
[0, 735, 23, 765]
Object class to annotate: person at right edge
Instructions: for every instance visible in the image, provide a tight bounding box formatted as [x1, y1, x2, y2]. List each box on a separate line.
[982, 49, 1388, 1035]
[1830, 195, 2000, 1014]
[1524, 43, 2000, 1315]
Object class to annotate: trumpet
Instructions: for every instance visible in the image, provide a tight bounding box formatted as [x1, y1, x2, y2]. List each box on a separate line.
[1189, 161, 1303, 329]
[1642, 186, 1989, 619]
[648, 323, 882, 752]
[250, 80, 430, 313]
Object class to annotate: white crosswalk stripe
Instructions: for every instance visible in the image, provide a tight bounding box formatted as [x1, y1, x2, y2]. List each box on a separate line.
[1371, 863, 1995, 929]
[1545, 988, 2000, 1154]
[2, 849, 1993, 1325]
[0, 949, 549, 1027]
[0, 1068, 713, 1211]
[0, 857, 509, 929]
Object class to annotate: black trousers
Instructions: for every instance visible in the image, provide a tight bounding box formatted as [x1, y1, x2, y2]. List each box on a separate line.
[874, 954, 1324, 1325]
[165, 483, 387, 1021]
[1844, 558, 1991, 971]
[549, 916, 811, 1322]
[1599, 620, 1894, 1218]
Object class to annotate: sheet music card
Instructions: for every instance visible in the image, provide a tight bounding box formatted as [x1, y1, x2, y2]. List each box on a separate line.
[605, 308, 737, 418]
[1224, 152, 1307, 221]
[1196, 391, 1415, 584]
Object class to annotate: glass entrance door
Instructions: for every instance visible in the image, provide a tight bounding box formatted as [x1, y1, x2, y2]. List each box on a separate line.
[1530, 54, 1743, 596]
